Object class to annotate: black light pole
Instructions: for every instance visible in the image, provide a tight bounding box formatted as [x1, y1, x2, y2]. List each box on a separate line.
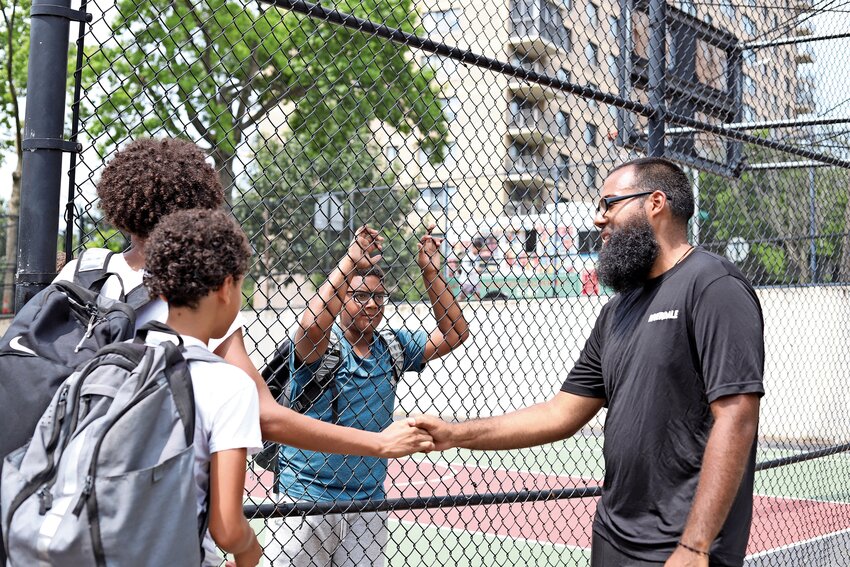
[15, 0, 87, 310]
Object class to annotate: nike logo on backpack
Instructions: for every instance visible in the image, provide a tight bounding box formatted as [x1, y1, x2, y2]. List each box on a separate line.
[9, 336, 36, 356]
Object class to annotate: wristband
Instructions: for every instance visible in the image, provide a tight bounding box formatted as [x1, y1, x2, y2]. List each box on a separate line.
[677, 541, 709, 557]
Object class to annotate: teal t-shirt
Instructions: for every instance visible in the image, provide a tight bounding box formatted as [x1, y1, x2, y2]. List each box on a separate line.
[278, 326, 427, 501]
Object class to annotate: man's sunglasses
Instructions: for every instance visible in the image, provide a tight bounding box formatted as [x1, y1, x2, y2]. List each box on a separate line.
[596, 191, 654, 215]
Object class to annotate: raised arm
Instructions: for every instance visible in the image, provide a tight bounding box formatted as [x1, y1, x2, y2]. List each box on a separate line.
[417, 226, 470, 362]
[416, 391, 604, 451]
[294, 226, 384, 364]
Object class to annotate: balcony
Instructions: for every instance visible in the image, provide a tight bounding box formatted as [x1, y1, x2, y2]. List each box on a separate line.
[505, 154, 556, 189]
[795, 44, 815, 64]
[508, 0, 570, 58]
[507, 61, 563, 101]
[507, 107, 560, 143]
[795, 87, 816, 114]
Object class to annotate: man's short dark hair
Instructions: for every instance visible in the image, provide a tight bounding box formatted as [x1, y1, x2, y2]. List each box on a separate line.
[610, 157, 694, 224]
[97, 138, 225, 238]
[144, 209, 251, 308]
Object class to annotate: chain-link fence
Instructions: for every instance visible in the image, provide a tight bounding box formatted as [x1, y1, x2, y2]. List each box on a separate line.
[22, 0, 850, 562]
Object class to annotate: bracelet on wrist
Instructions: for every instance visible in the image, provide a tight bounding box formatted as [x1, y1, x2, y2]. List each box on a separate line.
[677, 541, 709, 557]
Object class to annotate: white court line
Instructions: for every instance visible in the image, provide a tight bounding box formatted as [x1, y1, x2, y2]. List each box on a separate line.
[746, 526, 850, 558]
[399, 454, 601, 485]
[389, 517, 591, 553]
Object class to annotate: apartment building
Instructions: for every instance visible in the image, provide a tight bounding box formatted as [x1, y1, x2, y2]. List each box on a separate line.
[384, 0, 816, 240]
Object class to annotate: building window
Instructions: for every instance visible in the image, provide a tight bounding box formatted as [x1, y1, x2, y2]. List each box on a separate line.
[439, 96, 461, 123]
[587, 82, 598, 107]
[720, 1, 735, 19]
[583, 163, 598, 189]
[510, 50, 536, 72]
[424, 54, 458, 77]
[608, 15, 619, 38]
[607, 54, 618, 80]
[585, 42, 599, 66]
[417, 185, 453, 212]
[586, 2, 598, 26]
[556, 111, 570, 136]
[556, 154, 570, 182]
[742, 104, 756, 122]
[743, 74, 756, 96]
[742, 15, 756, 36]
[421, 9, 461, 38]
[584, 123, 598, 146]
[556, 67, 571, 83]
[384, 144, 399, 163]
[679, 0, 696, 16]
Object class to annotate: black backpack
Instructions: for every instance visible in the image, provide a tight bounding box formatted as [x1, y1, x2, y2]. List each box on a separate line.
[0, 248, 150, 460]
[254, 329, 405, 474]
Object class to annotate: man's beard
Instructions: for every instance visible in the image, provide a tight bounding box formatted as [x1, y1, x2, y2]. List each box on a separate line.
[597, 212, 660, 294]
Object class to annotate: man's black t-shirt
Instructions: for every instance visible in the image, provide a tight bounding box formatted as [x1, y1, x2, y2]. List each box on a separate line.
[562, 247, 765, 565]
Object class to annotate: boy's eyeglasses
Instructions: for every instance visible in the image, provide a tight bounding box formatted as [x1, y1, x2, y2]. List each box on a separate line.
[351, 291, 389, 305]
[596, 191, 654, 215]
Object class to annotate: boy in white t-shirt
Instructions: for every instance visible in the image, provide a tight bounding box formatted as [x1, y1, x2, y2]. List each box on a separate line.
[143, 208, 263, 567]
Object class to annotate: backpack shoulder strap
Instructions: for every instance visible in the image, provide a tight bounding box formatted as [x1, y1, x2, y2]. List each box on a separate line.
[72, 248, 116, 292]
[377, 328, 405, 388]
[71, 248, 152, 309]
[293, 332, 343, 421]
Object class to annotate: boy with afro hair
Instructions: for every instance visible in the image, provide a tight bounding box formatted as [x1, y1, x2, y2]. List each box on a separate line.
[143, 208, 262, 567]
[55, 137, 432, 473]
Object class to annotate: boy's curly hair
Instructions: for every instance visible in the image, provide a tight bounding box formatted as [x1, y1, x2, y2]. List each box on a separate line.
[144, 209, 251, 308]
[97, 138, 224, 238]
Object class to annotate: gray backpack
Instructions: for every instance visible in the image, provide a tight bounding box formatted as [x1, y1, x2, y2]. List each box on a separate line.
[1, 324, 219, 566]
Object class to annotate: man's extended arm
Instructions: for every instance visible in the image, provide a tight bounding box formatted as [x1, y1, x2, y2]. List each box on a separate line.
[416, 391, 604, 451]
[215, 329, 434, 458]
[293, 226, 384, 364]
[665, 393, 760, 567]
[417, 227, 470, 362]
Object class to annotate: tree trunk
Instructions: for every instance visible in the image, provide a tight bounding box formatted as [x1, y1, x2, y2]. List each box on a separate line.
[2, 156, 21, 313]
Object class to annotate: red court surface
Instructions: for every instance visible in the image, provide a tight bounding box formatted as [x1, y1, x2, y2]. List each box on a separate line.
[246, 457, 850, 555]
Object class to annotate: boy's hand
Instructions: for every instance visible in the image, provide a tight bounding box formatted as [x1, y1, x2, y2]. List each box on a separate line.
[417, 224, 443, 276]
[229, 534, 263, 567]
[377, 418, 435, 458]
[346, 225, 384, 271]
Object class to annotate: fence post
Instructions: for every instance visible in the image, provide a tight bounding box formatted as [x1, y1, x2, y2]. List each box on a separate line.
[646, 0, 666, 156]
[15, 0, 82, 310]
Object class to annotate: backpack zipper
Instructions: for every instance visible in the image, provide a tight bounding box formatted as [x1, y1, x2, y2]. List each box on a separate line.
[3, 384, 69, 550]
[74, 304, 103, 353]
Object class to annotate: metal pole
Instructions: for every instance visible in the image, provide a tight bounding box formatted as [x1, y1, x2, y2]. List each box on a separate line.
[16, 0, 82, 310]
[809, 166, 817, 283]
[691, 167, 700, 245]
[646, 0, 666, 156]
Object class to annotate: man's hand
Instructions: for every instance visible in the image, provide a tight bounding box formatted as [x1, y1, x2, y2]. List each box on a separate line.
[417, 224, 443, 276]
[414, 414, 457, 451]
[664, 545, 709, 567]
[377, 418, 435, 458]
[346, 225, 384, 271]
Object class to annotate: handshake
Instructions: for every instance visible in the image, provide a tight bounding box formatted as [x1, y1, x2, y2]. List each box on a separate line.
[377, 415, 456, 458]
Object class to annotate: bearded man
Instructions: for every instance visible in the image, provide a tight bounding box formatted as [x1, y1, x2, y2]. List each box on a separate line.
[416, 157, 765, 567]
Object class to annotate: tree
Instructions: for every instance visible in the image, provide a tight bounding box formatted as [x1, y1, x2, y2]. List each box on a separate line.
[0, 0, 30, 312]
[83, 0, 447, 192]
[234, 133, 424, 304]
[697, 136, 850, 285]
